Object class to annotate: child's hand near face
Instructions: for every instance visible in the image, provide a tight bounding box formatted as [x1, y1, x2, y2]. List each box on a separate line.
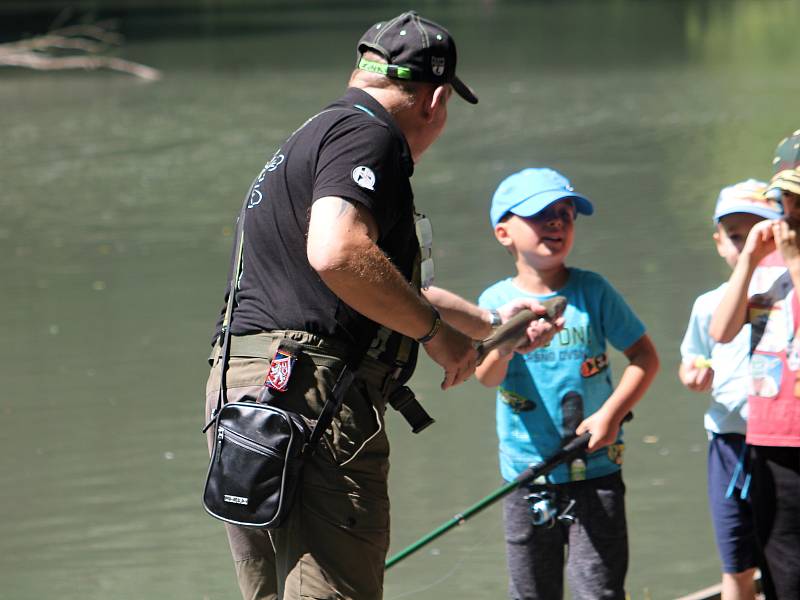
[742, 219, 778, 265]
[772, 218, 800, 265]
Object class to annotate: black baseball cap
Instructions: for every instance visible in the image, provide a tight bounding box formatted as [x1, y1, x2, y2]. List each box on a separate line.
[356, 11, 478, 104]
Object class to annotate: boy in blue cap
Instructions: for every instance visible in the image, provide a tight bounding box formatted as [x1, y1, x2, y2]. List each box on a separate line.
[678, 179, 781, 600]
[476, 167, 659, 600]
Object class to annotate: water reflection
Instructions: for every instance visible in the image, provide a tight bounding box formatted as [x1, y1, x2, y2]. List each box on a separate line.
[1, 2, 798, 599]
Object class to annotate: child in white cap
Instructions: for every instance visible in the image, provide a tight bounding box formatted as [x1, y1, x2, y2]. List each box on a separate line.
[710, 130, 800, 600]
[679, 179, 781, 600]
[476, 167, 659, 600]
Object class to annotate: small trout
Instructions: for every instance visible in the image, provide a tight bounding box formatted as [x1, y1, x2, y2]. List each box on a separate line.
[475, 296, 567, 364]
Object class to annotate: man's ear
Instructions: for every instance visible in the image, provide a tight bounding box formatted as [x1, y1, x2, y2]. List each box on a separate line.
[422, 85, 448, 123]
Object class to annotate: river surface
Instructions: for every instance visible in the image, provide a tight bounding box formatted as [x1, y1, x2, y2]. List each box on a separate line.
[2, 1, 799, 598]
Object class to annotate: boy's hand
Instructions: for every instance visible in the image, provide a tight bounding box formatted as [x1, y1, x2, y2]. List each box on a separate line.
[742, 219, 777, 264]
[576, 409, 619, 452]
[678, 359, 714, 392]
[772, 218, 800, 264]
[513, 316, 564, 354]
[494, 298, 564, 354]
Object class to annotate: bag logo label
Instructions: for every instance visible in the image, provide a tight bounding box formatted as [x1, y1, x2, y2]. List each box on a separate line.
[266, 349, 296, 392]
[224, 494, 248, 505]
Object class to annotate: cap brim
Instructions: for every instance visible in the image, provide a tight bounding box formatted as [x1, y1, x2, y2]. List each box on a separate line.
[714, 205, 783, 224]
[452, 76, 478, 104]
[509, 191, 594, 219]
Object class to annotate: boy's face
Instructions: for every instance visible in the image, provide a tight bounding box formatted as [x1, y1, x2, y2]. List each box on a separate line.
[495, 199, 576, 268]
[714, 212, 764, 269]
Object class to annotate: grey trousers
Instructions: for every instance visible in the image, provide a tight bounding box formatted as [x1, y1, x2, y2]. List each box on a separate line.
[502, 471, 628, 600]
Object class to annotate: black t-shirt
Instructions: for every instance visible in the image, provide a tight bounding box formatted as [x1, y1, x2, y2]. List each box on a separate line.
[214, 88, 418, 361]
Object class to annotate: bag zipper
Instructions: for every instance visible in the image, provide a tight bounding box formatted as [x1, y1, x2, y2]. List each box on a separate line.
[218, 426, 283, 459]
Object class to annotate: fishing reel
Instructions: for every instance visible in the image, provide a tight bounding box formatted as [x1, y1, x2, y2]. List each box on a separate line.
[525, 490, 576, 528]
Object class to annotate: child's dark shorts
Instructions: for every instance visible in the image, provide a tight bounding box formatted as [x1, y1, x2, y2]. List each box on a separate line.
[707, 433, 757, 574]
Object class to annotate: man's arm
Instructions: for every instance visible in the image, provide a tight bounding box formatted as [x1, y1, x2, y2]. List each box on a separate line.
[576, 334, 660, 451]
[307, 196, 475, 389]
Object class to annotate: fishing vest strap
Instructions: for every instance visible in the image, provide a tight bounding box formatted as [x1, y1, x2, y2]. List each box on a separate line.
[387, 385, 435, 434]
[356, 355, 435, 434]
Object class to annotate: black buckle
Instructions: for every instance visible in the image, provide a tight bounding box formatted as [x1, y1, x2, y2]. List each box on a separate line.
[388, 385, 435, 434]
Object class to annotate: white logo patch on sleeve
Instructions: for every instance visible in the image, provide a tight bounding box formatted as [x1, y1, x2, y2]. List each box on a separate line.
[352, 166, 376, 191]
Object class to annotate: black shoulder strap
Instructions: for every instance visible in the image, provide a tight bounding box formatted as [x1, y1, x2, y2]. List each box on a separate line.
[202, 183, 254, 433]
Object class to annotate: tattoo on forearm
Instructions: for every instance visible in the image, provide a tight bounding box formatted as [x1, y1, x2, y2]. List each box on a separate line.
[335, 199, 353, 219]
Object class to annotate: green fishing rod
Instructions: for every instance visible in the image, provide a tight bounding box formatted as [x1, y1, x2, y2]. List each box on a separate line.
[385, 413, 632, 570]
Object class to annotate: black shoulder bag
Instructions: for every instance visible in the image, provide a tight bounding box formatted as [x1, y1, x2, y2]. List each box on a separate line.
[202, 191, 353, 529]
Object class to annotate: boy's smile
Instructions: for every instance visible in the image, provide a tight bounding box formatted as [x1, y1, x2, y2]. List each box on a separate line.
[500, 199, 576, 268]
[525, 200, 576, 253]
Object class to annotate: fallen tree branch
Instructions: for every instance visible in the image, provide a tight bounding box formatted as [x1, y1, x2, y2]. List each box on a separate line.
[1, 52, 161, 81]
[0, 20, 161, 81]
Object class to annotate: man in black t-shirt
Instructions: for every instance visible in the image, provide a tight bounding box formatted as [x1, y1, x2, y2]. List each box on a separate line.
[205, 11, 561, 600]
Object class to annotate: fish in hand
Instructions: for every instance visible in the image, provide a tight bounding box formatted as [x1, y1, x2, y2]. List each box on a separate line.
[475, 296, 567, 364]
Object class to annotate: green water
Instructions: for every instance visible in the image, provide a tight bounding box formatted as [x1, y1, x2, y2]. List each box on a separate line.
[2, 1, 799, 598]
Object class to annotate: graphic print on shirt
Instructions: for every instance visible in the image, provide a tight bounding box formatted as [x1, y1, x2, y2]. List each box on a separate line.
[749, 298, 789, 353]
[479, 270, 646, 484]
[581, 352, 609, 378]
[527, 323, 593, 364]
[499, 388, 536, 413]
[560, 391, 584, 438]
[248, 150, 285, 209]
[749, 354, 782, 398]
[352, 165, 376, 190]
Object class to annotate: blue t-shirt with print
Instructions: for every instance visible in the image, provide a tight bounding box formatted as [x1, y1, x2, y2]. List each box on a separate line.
[478, 268, 646, 484]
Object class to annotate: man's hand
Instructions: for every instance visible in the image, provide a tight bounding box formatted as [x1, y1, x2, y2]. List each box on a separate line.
[422, 321, 478, 390]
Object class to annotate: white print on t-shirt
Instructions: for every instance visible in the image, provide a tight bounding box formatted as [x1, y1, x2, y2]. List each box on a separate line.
[352, 166, 376, 191]
[749, 354, 782, 398]
[247, 152, 285, 209]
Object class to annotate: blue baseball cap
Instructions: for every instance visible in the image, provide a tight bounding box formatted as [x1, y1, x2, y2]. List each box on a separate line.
[490, 168, 594, 228]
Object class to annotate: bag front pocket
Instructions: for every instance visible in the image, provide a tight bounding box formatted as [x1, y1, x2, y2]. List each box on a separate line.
[216, 426, 286, 503]
[203, 403, 306, 529]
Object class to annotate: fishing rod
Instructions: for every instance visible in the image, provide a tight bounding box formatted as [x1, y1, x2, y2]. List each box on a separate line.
[384, 297, 570, 570]
[385, 413, 633, 570]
